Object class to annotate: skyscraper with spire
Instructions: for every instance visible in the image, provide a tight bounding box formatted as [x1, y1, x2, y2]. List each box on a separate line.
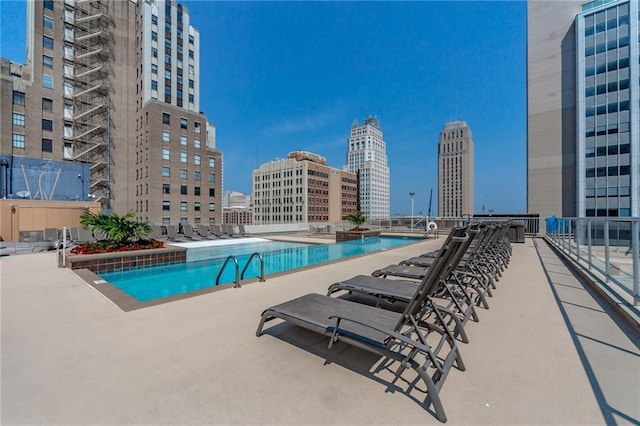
[345, 117, 390, 219]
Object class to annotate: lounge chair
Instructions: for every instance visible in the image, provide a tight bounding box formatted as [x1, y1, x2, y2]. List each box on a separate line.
[166, 225, 186, 242]
[183, 224, 201, 240]
[256, 227, 471, 423]
[222, 224, 242, 238]
[196, 224, 215, 239]
[327, 225, 480, 343]
[211, 224, 231, 239]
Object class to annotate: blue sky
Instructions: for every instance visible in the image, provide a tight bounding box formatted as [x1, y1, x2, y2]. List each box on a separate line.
[0, 0, 527, 216]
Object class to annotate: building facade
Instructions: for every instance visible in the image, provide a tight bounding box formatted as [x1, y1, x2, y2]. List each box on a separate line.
[438, 121, 474, 217]
[223, 207, 253, 225]
[344, 117, 390, 220]
[527, 0, 638, 218]
[253, 151, 357, 225]
[223, 190, 252, 208]
[576, 0, 639, 217]
[0, 0, 222, 227]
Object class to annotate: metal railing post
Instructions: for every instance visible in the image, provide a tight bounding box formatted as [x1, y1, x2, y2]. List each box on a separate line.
[632, 220, 639, 306]
[576, 218, 581, 264]
[587, 219, 592, 270]
[604, 220, 610, 284]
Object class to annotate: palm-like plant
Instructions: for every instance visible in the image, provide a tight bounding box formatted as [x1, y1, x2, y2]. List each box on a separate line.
[80, 211, 151, 245]
[343, 211, 367, 231]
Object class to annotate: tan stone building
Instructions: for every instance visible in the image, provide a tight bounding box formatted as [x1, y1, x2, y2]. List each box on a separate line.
[252, 151, 357, 225]
[438, 121, 474, 217]
[1, 0, 222, 230]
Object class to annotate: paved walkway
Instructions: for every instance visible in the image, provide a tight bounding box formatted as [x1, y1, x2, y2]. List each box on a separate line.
[1, 237, 638, 424]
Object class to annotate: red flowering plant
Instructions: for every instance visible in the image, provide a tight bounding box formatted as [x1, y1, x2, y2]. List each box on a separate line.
[70, 211, 164, 255]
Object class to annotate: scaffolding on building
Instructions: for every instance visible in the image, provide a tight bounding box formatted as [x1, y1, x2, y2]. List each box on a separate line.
[63, 0, 114, 209]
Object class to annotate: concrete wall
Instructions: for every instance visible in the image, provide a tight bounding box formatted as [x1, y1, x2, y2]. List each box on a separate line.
[0, 199, 101, 241]
[527, 1, 583, 219]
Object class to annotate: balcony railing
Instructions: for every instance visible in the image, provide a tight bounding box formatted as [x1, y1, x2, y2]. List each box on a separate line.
[545, 217, 639, 307]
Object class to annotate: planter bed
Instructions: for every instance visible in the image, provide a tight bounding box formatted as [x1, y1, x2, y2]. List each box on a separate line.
[66, 246, 187, 274]
[335, 230, 381, 242]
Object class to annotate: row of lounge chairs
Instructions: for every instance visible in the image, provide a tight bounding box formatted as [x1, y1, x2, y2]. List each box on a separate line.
[149, 224, 247, 242]
[256, 222, 513, 423]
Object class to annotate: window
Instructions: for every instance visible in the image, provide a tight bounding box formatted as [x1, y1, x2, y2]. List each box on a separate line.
[165, 54, 171, 64]
[12, 133, 25, 148]
[209, 203, 215, 211]
[180, 152, 187, 163]
[180, 117, 188, 129]
[42, 74, 54, 89]
[42, 119, 53, 132]
[165, 69, 171, 79]
[163, 184, 170, 194]
[162, 131, 170, 142]
[181, 185, 188, 195]
[63, 142, 73, 158]
[151, 64, 158, 75]
[189, 79, 194, 89]
[188, 64, 194, 75]
[42, 138, 53, 153]
[152, 31, 158, 41]
[194, 122, 201, 133]
[189, 34, 194, 45]
[209, 188, 215, 197]
[43, 36, 53, 50]
[12, 113, 25, 126]
[152, 15, 158, 25]
[194, 154, 201, 165]
[162, 166, 170, 177]
[44, 0, 54, 10]
[180, 201, 188, 211]
[180, 169, 188, 179]
[152, 47, 158, 58]
[180, 135, 188, 145]
[43, 15, 54, 30]
[42, 55, 54, 68]
[189, 94, 194, 103]
[194, 186, 200, 196]
[208, 173, 215, 183]
[194, 171, 201, 181]
[163, 201, 170, 211]
[13, 91, 25, 106]
[194, 139, 200, 149]
[189, 49, 194, 59]
[42, 98, 53, 112]
[208, 157, 215, 167]
[194, 202, 201, 211]
[151, 80, 158, 91]
[162, 112, 170, 124]
[162, 148, 170, 160]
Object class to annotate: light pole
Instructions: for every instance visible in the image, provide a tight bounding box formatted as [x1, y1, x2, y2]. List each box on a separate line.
[409, 192, 415, 232]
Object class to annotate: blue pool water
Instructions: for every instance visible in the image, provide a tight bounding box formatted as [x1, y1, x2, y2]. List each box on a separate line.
[101, 236, 417, 302]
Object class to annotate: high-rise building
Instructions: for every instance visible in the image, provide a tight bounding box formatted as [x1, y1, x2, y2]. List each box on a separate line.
[438, 121, 474, 217]
[0, 0, 223, 227]
[527, 0, 639, 219]
[345, 117, 390, 219]
[253, 151, 357, 225]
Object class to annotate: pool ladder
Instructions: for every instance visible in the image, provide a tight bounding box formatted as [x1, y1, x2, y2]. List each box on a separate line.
[215, 252, 265, 288]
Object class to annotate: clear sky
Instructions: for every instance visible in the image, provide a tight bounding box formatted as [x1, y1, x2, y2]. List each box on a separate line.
[0, 0, 527, 217]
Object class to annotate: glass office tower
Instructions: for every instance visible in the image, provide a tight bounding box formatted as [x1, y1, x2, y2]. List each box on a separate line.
[576, 0, 639, 217]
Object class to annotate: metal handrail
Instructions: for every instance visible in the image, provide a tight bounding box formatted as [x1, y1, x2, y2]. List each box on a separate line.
[241, 252, 265, 282]
[216, 255, 240, 288]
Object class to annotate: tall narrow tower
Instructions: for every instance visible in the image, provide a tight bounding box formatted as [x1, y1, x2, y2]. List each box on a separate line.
[438, 121, 474, 217]
[345, 117, 390, 220]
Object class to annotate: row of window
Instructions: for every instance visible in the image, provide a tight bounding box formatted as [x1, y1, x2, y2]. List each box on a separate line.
[585, 186, 631, 197]
[585, 165, 631, 177]
[585, 208, 630, 217]
[162, 201, 215, 211]
[585, 78, 629, 96]
[586, 121, 630, 137]
[585, 56, 629, 77]
[584, 35, 630, 57]
[161, 149, 216, 167]
[585, 100, 630, 116]
[585, 143, 631, 157]
[162, 184, 215, 196]
[161, 167, 216, 182]
[162, 113, 201, 132]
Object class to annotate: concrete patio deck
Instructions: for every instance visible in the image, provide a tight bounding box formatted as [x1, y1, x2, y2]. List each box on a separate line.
[1, 237, 638, 424]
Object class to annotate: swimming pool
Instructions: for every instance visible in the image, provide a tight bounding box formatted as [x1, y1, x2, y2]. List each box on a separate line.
[100, 236, 418, 302]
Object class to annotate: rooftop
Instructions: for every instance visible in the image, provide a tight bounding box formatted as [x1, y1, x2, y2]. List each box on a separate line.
[1, 237, 638, 424]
